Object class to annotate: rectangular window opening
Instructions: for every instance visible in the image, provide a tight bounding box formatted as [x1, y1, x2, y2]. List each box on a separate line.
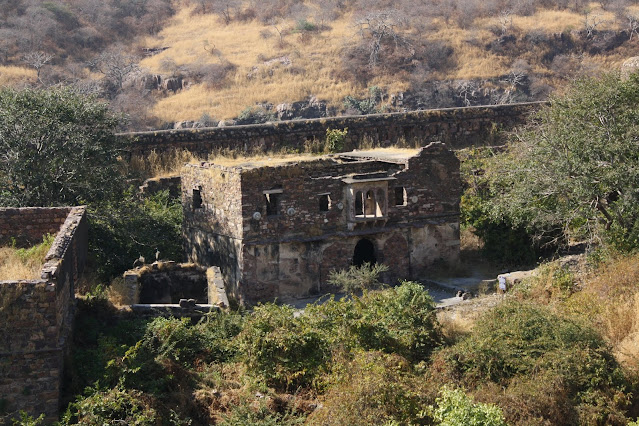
[265, 193, 281, 216]
[394, 186, 406, 206]
[193, 187, 203, 209]
[319, 194, 331, 212]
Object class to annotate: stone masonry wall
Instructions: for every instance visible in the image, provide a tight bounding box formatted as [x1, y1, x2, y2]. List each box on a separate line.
[0, 207, 72, 247]
[123, 102, 542, 156]
[0, 207, 87, 424]
[183, 144, 460, 304]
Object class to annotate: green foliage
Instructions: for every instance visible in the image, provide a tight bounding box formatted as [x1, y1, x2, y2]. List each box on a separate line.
[343, 86, 382, 115]
[11, 411, 44, 426]
[0, 87, 125, 207]
[235, 106, 275, 125]
[324, 127, 348, 153]
[295, 19, 317, 32]
[430, 386, 507, 426]
[62, 387, 157, 425]
[236, 304, 330, 391]
[490, 73, 639, 251]
[326, 262, 388, 293]
[219, 400, 306, 426]
[88, 189, 182, 280]
[458, 147, 539, 265]
[237, 282, 440, 391]
[307, 281, 441, 362]
[14, 234, 54, 263]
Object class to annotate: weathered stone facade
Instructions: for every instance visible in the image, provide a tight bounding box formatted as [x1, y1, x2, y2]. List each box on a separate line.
[123, 102, 542, 157]
[0, 207, 87, 424]
[182, 143, 460, 304]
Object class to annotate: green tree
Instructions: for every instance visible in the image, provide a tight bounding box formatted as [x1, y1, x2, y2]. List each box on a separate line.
[490, 73, 639, 249]
[0, 87, 125, 207]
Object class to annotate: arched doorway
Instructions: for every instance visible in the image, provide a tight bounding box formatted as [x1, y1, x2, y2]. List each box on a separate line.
[353, 238, 376, 267]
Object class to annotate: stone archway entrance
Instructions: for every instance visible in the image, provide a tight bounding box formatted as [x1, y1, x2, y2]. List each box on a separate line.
[353, 238, 376, 266]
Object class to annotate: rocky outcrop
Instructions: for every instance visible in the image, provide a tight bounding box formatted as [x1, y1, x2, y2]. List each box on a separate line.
[275, 96, 328, 120]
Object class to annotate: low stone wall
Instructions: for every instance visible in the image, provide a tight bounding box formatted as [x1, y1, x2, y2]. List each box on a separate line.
[0, 207, 87, 423]
[0, 207, 72, 247]
[122, 102, 543, 157]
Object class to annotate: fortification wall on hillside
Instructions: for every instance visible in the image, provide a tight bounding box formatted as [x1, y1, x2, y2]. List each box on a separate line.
[122, 102, 542, 156]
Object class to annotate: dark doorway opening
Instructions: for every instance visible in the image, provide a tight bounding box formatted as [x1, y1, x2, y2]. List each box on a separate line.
[353, 238, 376, 267]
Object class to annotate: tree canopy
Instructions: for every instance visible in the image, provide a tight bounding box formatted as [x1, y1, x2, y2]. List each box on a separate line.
[489, 72, 639, 249]
[0, 87, 125, 207]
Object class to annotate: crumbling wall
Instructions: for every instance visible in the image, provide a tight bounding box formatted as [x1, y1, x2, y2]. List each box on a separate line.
[122, 102, 541, 156]
[0, 207, 87, 423]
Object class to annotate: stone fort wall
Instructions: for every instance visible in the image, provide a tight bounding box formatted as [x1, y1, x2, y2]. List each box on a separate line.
[0, 207, 88, 423]
[122, 102, 542, 156]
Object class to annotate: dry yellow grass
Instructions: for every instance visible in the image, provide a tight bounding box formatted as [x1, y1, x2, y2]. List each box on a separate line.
[139, 3, 634, 123]
[0, 236, 53, 280]
[129, 149, 202, 178]
[0, 66, 37, 87]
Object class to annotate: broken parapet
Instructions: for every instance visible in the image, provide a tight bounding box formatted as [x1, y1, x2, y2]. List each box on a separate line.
[207, 266, 229, 308]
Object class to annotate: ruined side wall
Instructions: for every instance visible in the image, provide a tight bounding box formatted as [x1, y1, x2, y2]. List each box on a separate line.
[0, 207, 72, 247]
[182, 166, 244, 297]
[0, 207, 87, 423]
[123, 102, 542, 156]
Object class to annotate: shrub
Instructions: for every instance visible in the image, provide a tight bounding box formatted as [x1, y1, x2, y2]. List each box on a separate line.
[430, 386, 507, 426]
[88, 189, 183, 280]
[236, 304, 330, 391]
[326, 262, 386, 292]
[324, 127, 348, 153]
[434, 302, 632, 424]
[235, 106, 275, 125]
[307, 351, 428, 425]
[62, 387, 157, 425]
[305, 281, 442, 363]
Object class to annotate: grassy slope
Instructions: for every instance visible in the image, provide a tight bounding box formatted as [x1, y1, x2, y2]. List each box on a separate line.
[139, 3, 632, 121]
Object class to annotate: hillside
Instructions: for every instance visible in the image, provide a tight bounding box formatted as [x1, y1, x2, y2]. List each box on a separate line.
[1, 0, 638, 128]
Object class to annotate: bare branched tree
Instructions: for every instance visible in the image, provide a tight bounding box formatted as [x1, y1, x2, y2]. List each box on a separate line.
[22, 51, 54, 82]
[355, 11, 412, 68]
[87, 47, 140, 96]
[498, 10, 513, 35]
[584, 12, 604, 38]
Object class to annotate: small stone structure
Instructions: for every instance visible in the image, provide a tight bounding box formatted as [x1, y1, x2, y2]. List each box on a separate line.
[0, 207, 88, 423]
[121, 261, 227, 306]
[182, 143, 460, 304]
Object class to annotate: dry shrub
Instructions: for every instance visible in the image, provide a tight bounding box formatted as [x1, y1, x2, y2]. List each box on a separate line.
[0, 235, 54, 280]
[307, 351, 433, 425]
[128, 149, 200, 178]
[552, 254, 639, 371]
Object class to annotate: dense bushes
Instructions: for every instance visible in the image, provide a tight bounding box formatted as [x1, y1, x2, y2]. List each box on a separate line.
[63, 272, 639, 424]
[432, 302, 632, 425]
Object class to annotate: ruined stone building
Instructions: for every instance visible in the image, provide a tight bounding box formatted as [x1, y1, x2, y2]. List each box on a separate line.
[182, 142, 460, 304]
[0, 207, 87, 423]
